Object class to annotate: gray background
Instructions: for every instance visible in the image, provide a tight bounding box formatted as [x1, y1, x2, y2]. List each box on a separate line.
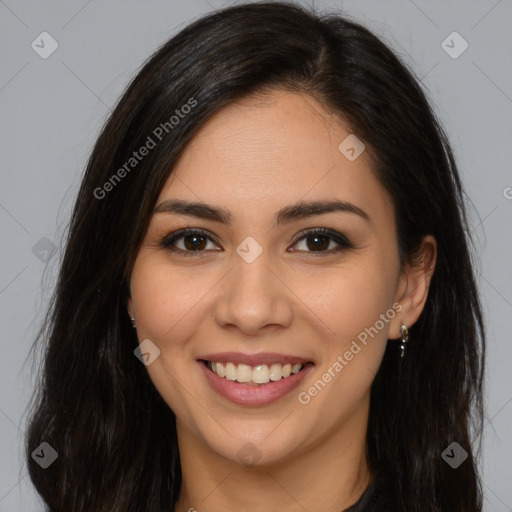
[1, 0, 511, 509]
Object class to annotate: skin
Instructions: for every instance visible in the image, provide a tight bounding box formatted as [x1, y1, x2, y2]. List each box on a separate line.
[128, 90, 437, 512]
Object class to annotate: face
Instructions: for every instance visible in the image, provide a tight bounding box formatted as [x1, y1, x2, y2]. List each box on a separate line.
[129, 90, 405, 466]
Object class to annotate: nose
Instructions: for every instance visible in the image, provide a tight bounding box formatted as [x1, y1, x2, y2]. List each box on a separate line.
[212, 250, 294, 336]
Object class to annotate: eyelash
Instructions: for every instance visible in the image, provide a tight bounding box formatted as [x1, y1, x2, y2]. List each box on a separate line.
[159, 227, 355, 257]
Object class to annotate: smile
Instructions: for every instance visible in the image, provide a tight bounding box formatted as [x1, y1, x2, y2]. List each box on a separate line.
[197, 352, 314, 406]
[206, 361, 304, 385]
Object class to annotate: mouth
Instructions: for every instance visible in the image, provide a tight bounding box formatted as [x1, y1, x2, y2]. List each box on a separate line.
[201, 360, 312, 386]
[197, 353, 314, 406]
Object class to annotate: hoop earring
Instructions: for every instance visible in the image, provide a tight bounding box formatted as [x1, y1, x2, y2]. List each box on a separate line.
[400, 324, 408, 358]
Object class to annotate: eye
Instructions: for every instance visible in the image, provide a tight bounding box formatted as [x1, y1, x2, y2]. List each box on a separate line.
[159, 227, 354, 257]
[159, 228, 220, 257]
[290, 228, 355, 255]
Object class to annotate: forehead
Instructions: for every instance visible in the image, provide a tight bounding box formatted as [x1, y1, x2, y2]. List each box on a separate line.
[156, 90, 394, 228]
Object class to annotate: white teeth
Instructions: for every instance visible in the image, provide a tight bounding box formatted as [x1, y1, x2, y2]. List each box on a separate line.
[269, 363, 282, 381]
[252, 365, 270, 384]
[291, 363, 302, 375]
[215, 362, 225, 378]
[225, 362, 237, 381]
[236, 364, 252, 383]
[207, 361, 305, 384]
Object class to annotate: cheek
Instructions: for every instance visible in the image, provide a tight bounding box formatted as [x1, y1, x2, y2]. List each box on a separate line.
[301, 258, 398, 343]
[302, 262, 398, 407]
[296, 269, 396, 420]
[130, 258, 213, 346]
[129, 257, 209, 422]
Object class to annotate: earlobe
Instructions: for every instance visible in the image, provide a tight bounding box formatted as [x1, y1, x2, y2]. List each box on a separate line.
[389, 235, 437, 339]
[127, 297, 136, 327]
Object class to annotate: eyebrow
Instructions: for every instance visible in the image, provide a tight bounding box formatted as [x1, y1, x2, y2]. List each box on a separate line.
[153, 198, 372, 226]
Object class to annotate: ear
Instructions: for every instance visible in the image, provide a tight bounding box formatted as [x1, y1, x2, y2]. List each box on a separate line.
[127, 296, 135, 319]
[389, 235, 437, 339]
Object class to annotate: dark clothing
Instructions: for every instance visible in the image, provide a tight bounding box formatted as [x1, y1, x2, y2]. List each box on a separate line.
[344, 472, 397, 512]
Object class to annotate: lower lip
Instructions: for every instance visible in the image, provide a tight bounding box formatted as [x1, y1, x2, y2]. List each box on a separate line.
[198, 361, 314, 406]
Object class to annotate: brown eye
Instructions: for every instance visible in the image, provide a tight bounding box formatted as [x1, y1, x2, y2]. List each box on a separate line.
[291, 228, 354, 254]
[179, 233, 208, 251]
[160, 228, 220, 256]
[160, 227, 354, 257]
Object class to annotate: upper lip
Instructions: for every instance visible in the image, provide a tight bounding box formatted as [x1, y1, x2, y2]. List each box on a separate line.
[197, 352, 313, 366]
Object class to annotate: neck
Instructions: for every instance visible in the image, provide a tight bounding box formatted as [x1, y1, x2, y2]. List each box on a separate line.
[173, 398, 373, 512]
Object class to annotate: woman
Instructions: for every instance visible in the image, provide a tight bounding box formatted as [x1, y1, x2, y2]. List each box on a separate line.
[25, 2, 485, 511]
